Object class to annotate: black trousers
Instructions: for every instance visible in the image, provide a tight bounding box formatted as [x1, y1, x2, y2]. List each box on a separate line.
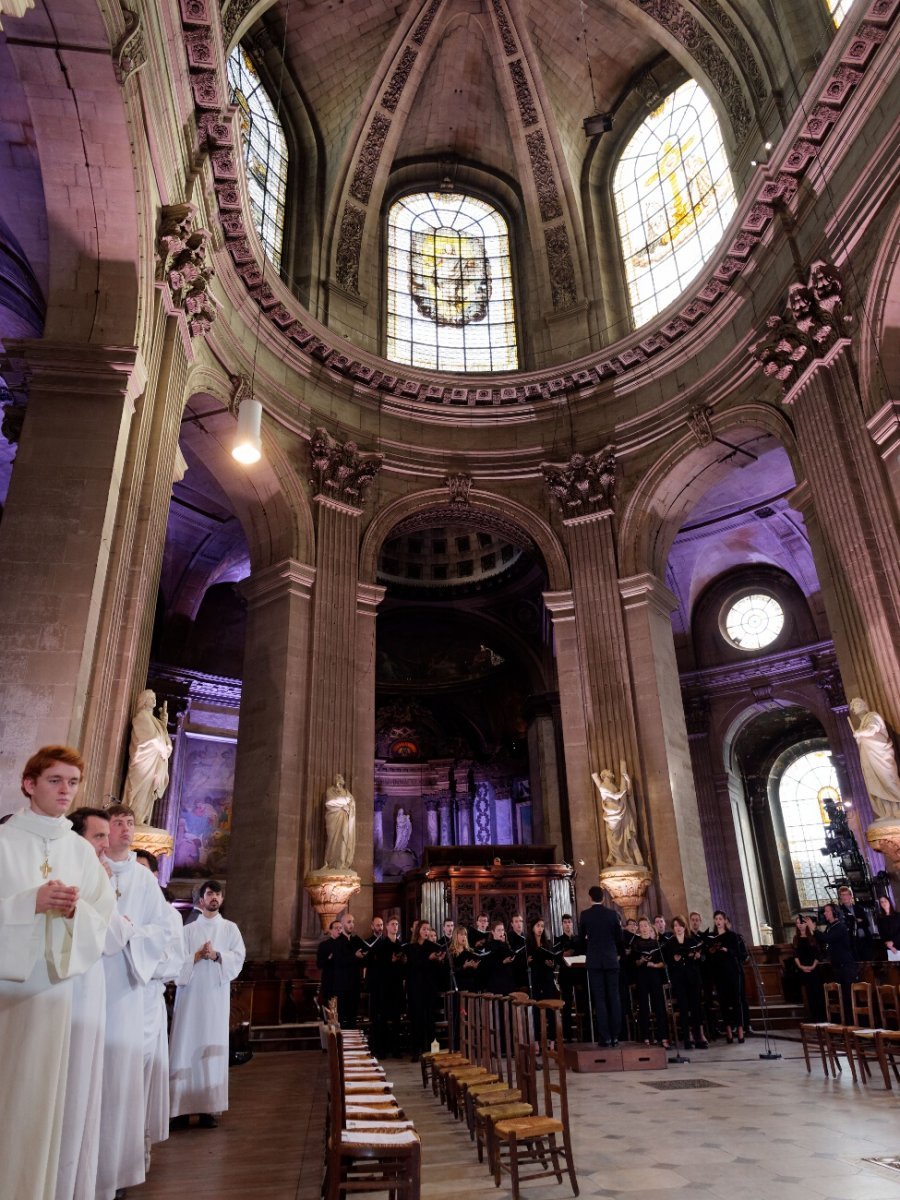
[587, 967, 621, 1044]
[669, 968, 703, 1043]
[636, 968, 668, 1042]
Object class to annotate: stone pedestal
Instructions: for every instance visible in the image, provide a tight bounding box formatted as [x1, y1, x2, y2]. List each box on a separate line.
[303, 870, 361, 931]
[131, 824, 174, 859]
[599, 864, 652, 921]
[866, 818, 900, 872]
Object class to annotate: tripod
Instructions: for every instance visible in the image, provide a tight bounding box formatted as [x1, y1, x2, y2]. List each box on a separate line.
[660, 952, 690, 1065]
[746, 952, 781, 1061]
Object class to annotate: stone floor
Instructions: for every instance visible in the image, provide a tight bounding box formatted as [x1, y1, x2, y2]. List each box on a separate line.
[132, 1038, 900, 1199]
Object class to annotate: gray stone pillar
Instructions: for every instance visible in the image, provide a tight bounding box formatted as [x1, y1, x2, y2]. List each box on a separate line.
[525, 693, 564, 857]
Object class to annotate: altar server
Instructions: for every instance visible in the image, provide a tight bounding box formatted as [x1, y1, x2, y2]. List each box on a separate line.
[169, 880, 246, 1126]
[0, 747, 113, 1200]
[96, 805, 173, 1200]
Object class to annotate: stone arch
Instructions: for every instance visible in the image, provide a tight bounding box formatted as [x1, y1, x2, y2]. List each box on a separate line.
[618, 403, 802, 581]
[358, 487, 570, 592]
[180, 363, 315, 572]
[3, 3, 141, 347]
[860, 203, 900, 420]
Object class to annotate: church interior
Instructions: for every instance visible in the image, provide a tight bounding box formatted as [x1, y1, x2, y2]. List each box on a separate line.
[1, 0, 900, 1190]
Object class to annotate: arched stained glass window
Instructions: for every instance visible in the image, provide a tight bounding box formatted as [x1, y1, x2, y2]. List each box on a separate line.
[827, 0, 855, 26]
[777, 749, 841, 908]
[613, 80, 737, 328]
[386, 192, 518, 372]
[226, 46, 288, 270]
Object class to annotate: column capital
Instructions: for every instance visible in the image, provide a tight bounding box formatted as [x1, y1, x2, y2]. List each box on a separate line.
[749, 259, 852, 397]
[357, 581, 387, 613]
[542, 588, 575, 621]
[309, 427, 383, 510]
[238, 559, 316, 609]
[618, 571, 678, 617]
[541, 444, 616, 519]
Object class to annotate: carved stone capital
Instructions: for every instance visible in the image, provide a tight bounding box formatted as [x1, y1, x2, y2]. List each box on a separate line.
[156, 204, 217, 338]
[750, 260, 852, 394]
[598, 865, 651, 921]
[687, 402, 715, 447]
[308, 427, 383, 510]
[112, 7, 147, 85]
[303, 870, 361, 931]
[541, 444, 616, 517]
[866, 818, 900, 873]
[444, 472, 472, 505]
[228, 372, 253, 416]
[816, 666, 847, 710]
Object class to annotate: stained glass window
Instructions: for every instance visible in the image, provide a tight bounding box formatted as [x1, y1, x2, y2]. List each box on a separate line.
[226, 46, 288, 270]
[722, 593, 785, 650]
[386, 192, 518, 372]
[778, 749, 840, 908]
[827, 0, 854, 25]
[613, 80, 737, 328]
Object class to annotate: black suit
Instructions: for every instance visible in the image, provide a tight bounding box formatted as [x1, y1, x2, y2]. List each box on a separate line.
[579, 902, 623, 1044]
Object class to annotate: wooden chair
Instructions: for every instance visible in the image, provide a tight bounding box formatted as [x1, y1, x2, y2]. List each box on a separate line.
[876, 984, 900, 1030]
[474, 995, 536, 1166]
[421, 990, 473, 1093]
[443, 993, 500, 1118]
[874, 1030, 900, 1090]
[323, 1028, 421, 1200]
[850, 982, 876, 1028]
[799, 1023, 837, 1077]
[823, 982, 844, 1024]
[490, 1001, 579, 1200]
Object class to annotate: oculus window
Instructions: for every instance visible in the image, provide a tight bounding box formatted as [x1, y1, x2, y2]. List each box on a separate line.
[386, 192, 518, 372]
[227, 46, 288, 271]
[613, 80, 736, 328]
[721, 592, 784, 651]
[777, 749, 840, 908]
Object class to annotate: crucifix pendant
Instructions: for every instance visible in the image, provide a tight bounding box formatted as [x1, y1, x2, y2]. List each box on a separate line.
[40, 858, 52, 879]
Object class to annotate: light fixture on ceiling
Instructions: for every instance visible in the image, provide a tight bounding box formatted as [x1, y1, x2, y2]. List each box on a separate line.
[232, 395, 263, 464]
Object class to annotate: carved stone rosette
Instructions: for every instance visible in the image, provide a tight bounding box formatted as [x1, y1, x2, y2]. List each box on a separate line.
[599, 864, 652, 921]
[309, 427, 383, 509]
[750, 260, 851, 393]
[303, 870, 361, 931]
[541, 445, 616, 517]
[156, 203, 217, 338]
[131, 824, 175, 859]
[866, 818, 900, 874]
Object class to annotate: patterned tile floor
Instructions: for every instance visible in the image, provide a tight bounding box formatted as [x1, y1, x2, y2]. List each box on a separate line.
[132, 1039, 900, 1200]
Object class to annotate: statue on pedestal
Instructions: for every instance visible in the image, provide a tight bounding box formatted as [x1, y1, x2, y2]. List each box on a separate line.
[849, 698, 900, 821]
[592, 762, 644, 867]
[393, 806, 412, 852]
[322, 774, 356, 871]
[122, 689, 173, 826]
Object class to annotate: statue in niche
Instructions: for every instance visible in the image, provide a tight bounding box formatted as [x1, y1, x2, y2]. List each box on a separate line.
[322, 774, 357, 871]
[849, 698, 900, 821]
[592, 763, 645, 867]
[393, 806, 413, 853]
[122, 689, 172, 826]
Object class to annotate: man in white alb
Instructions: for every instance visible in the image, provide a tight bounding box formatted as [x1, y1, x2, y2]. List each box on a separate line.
[0, 746, 114, 1200]
[56, 807, 134, 1200]
[135, 848, 185, 1159]
[96, 804, 173, 1200]
[169, 879, 246, 1128]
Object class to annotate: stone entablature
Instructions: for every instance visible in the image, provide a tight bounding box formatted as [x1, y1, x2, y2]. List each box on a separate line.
[177, 0, 897, 411]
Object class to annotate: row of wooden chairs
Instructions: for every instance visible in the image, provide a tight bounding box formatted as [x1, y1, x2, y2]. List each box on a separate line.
[323, 999, 422, 1200]
[800, 982, 900, 1090]
[421, 991, 579, 1200]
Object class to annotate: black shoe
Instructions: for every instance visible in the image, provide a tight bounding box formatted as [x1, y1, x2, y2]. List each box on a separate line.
[169, 1115, 190, 1131]
[695, 1040, 709, 1050]
[610, 1039, 619, 1048]
[198, 1114, 219, 1129]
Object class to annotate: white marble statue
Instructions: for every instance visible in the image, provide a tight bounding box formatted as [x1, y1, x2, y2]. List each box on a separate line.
[122, 689, 172, 826]
[323, 774, 356, 871]
[592, 762, 645, 867]
[849, 698, 900, 821]
[393, 806, 412, 853]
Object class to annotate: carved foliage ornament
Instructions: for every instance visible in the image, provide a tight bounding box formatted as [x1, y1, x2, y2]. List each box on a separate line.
[112, 7, 147, 84]
[156, 203, 217, 338]
[309, 427, 383, 509]
[335, 204, 365, 295]
[687, 401, 714, 447]
[541, 445, 616, 516]
[445, 472, 472, 504]
[544, 224, 577, 310]
[349, 113, 391, 205]
[750, 260, 850, 393]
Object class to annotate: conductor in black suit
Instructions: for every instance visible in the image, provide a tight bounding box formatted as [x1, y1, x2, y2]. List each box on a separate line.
[579, 885, 624, 1046]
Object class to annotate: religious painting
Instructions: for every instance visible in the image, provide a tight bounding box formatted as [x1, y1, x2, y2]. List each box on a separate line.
[410, 227, 490, 326]
[376, 620, 507, 687]
[173, 734, 235, 877]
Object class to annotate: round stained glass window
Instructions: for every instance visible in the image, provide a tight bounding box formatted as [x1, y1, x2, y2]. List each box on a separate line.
[722, 592, 784, 650]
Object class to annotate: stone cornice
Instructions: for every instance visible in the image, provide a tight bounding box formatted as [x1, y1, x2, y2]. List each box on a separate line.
[679, 638, 838, 696]
[237, 559, 316, 608]
[618, 573, 679, 618]
[542, 589, 575, 620]
[177, 0, 897, 413]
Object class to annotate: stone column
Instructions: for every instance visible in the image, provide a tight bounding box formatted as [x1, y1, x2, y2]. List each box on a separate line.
[439, 793, 452, 844]
[425, 797, 440, 846]
[227, 560, 316, 958]
[683, 695, 734, 916]
[458, 796, 473, 846]
[525, 693, 564, 857]
[752, 267, 900, 729]
[353, 580, 386, 928]
[0, 341, 139, 807]
[619, 573, 712, 919]
[373, 795, 385, 882]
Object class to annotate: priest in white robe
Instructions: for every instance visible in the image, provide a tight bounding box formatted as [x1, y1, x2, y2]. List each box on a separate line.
[135, 849, 185, 1153]
[170, 880, 246, 1125]
[0, 747, 114, 1200]
[96, 805, 174, 1200]
[56, 808, 133, 1200]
